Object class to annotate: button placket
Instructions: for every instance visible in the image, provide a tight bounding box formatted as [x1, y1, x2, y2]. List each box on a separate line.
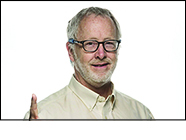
[95, 96, 105, 119]
[102, 96, 113, 119]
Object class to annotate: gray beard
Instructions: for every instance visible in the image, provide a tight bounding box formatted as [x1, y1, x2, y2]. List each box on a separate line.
[73, 52, 118, 88]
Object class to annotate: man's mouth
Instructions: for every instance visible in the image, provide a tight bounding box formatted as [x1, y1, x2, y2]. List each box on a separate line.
[92, 63, 109, 68]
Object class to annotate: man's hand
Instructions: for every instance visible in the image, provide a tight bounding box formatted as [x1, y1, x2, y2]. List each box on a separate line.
[29, 94, 39, 120]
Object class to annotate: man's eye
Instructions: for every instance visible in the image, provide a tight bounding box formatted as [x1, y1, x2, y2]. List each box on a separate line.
[85, 41, 96, 46]
[87, 42, 93, 45]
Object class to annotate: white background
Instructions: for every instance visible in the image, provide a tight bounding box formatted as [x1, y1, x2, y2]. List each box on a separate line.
[1, 1, 185, 119]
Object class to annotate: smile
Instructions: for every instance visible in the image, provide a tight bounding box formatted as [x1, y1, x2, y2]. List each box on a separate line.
[91, 63, 109, 68]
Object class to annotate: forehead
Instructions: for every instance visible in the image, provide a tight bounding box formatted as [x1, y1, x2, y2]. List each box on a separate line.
[77, 14, 116, 40]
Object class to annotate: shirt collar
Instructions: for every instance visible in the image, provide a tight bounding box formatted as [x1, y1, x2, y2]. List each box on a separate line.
[68, 75, 116, 111]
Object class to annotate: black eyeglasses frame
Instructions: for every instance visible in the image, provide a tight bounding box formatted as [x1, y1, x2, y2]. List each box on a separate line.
[68, 38, 121, 52]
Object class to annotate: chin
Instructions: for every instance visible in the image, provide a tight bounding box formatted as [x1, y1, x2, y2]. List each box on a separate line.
[87, 72, 112, 87]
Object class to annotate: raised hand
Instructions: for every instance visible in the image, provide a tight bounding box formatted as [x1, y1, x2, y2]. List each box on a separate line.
[29, 94, 39, 120]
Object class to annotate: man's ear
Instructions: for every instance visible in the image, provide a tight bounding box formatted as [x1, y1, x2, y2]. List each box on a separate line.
[66, 42, 75, 62]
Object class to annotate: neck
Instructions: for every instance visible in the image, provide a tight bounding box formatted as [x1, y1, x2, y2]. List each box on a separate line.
[74, 72, 112, 99]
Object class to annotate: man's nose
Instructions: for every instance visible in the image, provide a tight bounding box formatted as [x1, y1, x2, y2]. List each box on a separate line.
[95, 43, 107, 60]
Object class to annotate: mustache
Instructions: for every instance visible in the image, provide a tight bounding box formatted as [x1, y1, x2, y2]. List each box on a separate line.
[89, 59, 112, 65]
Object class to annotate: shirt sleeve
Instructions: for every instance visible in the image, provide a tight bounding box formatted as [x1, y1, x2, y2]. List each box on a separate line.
[23, 111, 30, 119]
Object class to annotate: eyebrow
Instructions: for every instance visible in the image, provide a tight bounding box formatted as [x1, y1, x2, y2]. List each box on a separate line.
[87, 37, 115, 40]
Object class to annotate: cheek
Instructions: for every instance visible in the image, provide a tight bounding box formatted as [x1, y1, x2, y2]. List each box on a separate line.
[108, 53, 118, 62]
[75, 49, 94, 64]
[81, 54, 94, 64]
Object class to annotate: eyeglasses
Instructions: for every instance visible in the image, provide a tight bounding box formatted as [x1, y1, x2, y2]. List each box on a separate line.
[68, 38, 121, 52]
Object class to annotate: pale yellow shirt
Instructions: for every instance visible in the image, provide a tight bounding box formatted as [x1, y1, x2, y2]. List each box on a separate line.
[24, 76, 154, 119]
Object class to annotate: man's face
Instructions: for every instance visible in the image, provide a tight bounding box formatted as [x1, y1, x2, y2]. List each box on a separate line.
[73, 14, 118, 88]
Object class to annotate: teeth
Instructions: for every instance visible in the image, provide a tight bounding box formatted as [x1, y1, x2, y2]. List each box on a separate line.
[93, 63, 108, 67]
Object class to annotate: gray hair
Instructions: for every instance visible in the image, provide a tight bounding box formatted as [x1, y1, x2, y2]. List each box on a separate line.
[67, 7, 121, 42]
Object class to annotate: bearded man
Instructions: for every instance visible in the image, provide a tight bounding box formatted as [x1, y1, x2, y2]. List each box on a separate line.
[25, 7, 154, 119]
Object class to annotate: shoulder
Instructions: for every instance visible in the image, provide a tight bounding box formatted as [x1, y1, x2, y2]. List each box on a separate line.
[37, 86, 70, 110]
[115, 90, 154, 119]
[115, 89, 142, 104]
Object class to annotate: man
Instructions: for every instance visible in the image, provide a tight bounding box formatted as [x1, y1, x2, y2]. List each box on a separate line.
[24, 7, 154, 119]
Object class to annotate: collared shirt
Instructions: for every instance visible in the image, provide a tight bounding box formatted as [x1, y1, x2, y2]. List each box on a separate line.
[24, 76, 154, 119]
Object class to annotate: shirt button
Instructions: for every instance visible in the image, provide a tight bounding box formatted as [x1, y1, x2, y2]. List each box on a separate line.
[98, 96, 105, 102]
